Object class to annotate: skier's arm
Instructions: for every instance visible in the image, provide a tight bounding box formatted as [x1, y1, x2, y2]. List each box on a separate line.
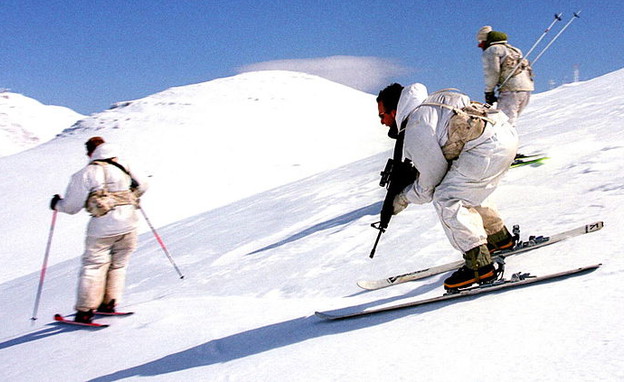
[482, 46, 503, 92]
[55, 169, 96, 215]
[401, 109, 448, 204]
[127, 165, 149, 197]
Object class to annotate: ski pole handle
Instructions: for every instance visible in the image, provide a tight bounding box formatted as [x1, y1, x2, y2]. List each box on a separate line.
[532, 11, 581, 65]
[499, 12, 563, 89]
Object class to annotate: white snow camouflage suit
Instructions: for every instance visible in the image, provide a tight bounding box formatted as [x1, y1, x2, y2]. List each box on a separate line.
[396, 84, 518, 255]
[55, 143, 148, 312]
[482, 41, 534, 127]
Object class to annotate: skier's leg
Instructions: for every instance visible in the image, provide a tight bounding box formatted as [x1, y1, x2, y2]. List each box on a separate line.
[497, 91, 531, 128]
[75, 236, 116, 312]
[433, 121, 517, 263]
[102, 231, 137, 306]
[474, 198, 505, 235]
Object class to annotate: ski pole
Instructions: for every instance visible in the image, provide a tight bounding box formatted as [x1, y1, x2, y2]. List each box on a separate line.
[31, 210, 58, 323]
[499, 12, 563, 89]
[521, 13, 563, 63]
[532, 11, 581, 65]
[139, 207, 185, 279]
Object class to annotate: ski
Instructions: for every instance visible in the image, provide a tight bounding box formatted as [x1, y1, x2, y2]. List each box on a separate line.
[514, 153, 546, 159]
[53, 314, 109, 328]
[95, 311, 134, 316]
[318, 263, 601, 320]
[511, 155, 549, 168]
[357, 221, 603, 290]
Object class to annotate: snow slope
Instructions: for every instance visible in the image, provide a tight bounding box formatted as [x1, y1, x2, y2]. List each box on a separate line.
[0, 92, 83, 157]
[0, 71, 390, 283]
[0, 69, 623, 381]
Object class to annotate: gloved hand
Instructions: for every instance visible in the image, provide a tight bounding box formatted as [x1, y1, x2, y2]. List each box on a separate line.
[392, 193, 410, 215]
[485, 91, 497, 105]
[50, 194, 62, 210]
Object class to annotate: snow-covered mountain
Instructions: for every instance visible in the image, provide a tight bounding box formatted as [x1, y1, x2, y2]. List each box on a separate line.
[0, 92, 83, 157]
[0, 69, 623, 381]
[56, 70, 390, 224]
[0, 70, 390, 284]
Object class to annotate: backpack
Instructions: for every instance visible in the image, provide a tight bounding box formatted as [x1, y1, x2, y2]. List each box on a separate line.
[500, 43, 534, 84]
[85, 160, 141, 217]
[416, 89, 499, 160]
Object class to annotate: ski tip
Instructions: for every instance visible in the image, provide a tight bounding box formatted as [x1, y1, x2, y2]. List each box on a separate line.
[314, 311, 339, 320]
[356, 281, 376, 290]
[586, 221, 604, 232]
[315, 310, 359, 320]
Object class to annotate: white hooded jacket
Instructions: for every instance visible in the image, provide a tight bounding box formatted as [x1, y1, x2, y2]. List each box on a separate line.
[396, 85, 514, 204]
[396, 84, 471, 204]
[393, 84, 518, 252]
[55, 143, 148, 238]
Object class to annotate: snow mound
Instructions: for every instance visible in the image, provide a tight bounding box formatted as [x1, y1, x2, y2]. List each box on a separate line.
[0, 92, 83, 157]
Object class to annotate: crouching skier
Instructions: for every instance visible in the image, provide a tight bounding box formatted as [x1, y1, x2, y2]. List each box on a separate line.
[375, 83, 518, 291]
[50, 137, 148, 323]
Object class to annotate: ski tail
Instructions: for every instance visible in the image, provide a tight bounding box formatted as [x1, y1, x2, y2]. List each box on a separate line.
[53, 314, 109, 328]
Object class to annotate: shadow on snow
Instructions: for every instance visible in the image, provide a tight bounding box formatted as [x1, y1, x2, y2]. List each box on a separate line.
[0, 323, 100, 350]
[246, 201, 382, 255]
[87, 277, 471, 382]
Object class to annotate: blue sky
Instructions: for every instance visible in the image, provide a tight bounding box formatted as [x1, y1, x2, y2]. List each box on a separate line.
[2, 0, 622, 114]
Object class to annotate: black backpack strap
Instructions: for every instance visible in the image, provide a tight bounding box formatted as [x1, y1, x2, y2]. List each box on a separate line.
[393, 119, 410, 162]
[91, 159, 140, 189]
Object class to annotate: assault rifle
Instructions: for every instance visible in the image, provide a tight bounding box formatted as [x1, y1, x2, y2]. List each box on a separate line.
[369, 150, 417, 258]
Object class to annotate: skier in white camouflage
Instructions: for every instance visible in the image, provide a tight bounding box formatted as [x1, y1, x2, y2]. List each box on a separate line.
[50, 137, 148, 323]
[376, 83, 518, 290]
[477, 26, 534, 129]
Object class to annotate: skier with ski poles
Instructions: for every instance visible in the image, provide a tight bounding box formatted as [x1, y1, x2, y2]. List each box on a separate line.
[50, 137, 148, 323]
[374, 83, 518, 290]
[477, 26, 534, 129]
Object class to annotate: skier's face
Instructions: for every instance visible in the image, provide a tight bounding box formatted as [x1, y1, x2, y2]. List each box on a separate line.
[377, 101, 396, 128]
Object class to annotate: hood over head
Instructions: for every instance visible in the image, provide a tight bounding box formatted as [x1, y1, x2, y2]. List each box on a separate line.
[395, 83, 428, 129]
[90, 143, 120, 161]
[476, 25, 492, 42]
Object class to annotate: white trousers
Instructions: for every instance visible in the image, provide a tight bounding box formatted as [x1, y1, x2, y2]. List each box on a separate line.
[432, 124, 518, 253]
[497, 91, 531, 128]
[75, 231, 137, 312]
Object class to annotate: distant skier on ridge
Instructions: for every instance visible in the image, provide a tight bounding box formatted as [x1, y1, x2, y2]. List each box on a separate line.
[477, 26, 534, 129]
[375, 83, 518, 290]
[50, 137, 148, 323]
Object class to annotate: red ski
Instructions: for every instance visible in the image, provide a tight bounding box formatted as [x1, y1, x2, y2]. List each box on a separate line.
[53, 314, 109, 328]
[94, 311, 134, 316]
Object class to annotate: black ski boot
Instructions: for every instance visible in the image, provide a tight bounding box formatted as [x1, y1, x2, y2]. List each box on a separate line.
[444, 244, 497, 291]
[444, 263, 497, 291]
[74, 310, 94, 324]
[97, 299, 116, 313]
[487, 226, 518, 254]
